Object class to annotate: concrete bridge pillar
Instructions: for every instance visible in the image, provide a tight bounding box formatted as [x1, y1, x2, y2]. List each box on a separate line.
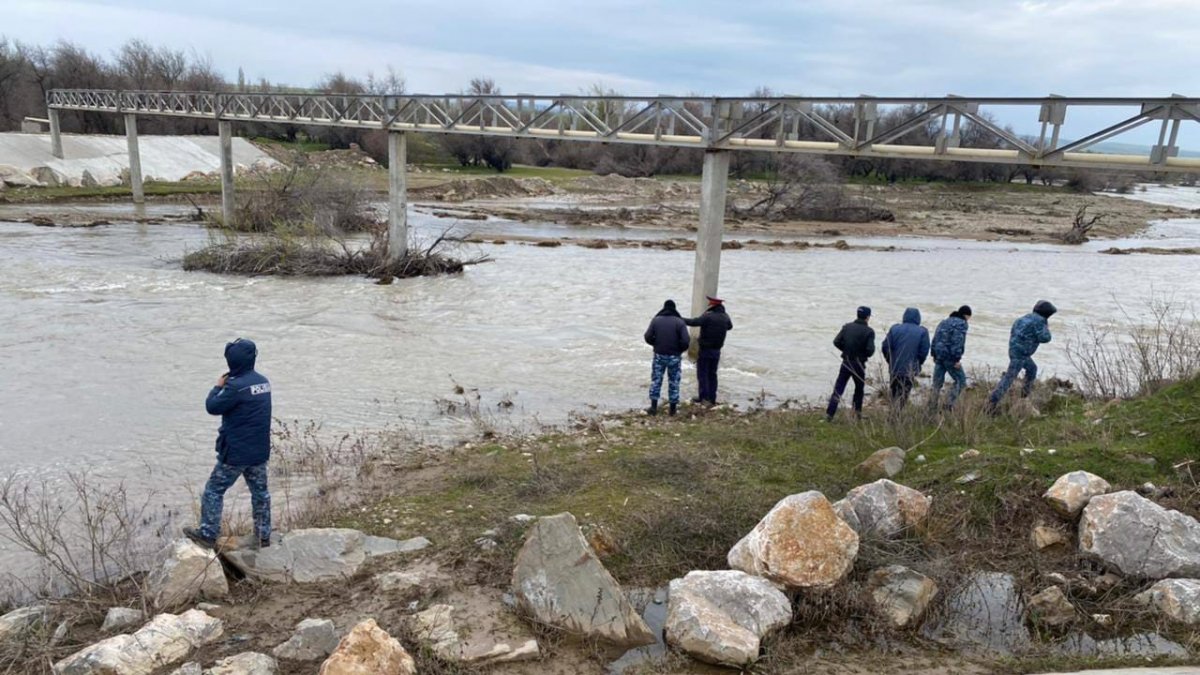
[387, 131, 408, 262]
[690, 150, 731, 319]
[218, 121, 235, 227]
[124, 114, 144, 203]
[48, 109, 63, 159]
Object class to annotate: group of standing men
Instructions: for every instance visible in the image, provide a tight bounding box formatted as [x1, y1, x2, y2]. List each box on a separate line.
[642, 296, 1060, 419]
[824, 300, 1059, 419]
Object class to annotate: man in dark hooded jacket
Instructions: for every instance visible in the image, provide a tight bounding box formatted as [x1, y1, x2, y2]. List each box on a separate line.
[881, 307, 930, 407]
[987, 300, 1057, 412]
[929, 305, 972, 410]
[684, 295, 733, 405]
[826, 306, 875, 420]
[644, 299, 691, 416]
[184, 338, 273, 549]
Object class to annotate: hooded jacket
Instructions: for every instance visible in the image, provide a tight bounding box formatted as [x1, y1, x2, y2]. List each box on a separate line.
[644, 303, 692, 356]
[1009, 303, 1055, 359]
[205, 339, 272, 466]
[833, 318, 875, 363]
[881, 308, 931, 378]
[931, 312, 970, 365]
[684, 304, 733, 350]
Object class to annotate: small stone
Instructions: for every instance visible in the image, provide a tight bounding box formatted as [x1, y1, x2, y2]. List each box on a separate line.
[1021, 447, 1037, 455]
[101, 607, 145, 633]
[959, 449, 981, 459]
[1043, 572, 1069, 586]
[915, 454, 926, 463]
[0, 605, 49, 641]
[409, 602, 539, 665]
[1031, 525, 1069, 550]
[318, 619, 415, 675]
[1027, 586, 1076, 627]
[196, 603, 221, 612]
[866, 566, 938, 628]
[510, 514, 537, 524]
[273, 618, 339, 661]
[1044, 471, 1112, 519]
[206, 651, 278, 674]
[1092, 613, 1113, 626]
[955, 472, 980, 484]
[856, 447, 905, 480]
[1094, 572, 1122, 592]
[172, 664, 203, 675]
[374, 561, 450, 597]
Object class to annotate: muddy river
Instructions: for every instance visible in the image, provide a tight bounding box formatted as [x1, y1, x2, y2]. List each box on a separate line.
[0, 187, 1198, 578]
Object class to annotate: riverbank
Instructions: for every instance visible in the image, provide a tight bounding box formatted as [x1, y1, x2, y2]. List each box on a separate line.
[2, 159, 1193, 244]
[7, 374, 1200, 674]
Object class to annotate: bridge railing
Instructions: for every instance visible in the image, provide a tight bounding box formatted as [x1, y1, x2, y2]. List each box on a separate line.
[46, 90, 1200, 171]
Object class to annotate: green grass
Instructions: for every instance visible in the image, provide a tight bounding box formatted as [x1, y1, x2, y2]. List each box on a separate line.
[419, 163, 592, 184]
[0, 181, 222, 203]
[249, 136, 331, 153]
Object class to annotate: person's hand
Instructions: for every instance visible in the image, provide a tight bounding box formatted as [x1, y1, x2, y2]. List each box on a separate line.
[954, 361, 961, 369]
[217, 374, 227, 387]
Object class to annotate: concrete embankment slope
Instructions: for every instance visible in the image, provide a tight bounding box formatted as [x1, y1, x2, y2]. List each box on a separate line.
[0, 132, 277, 187]
[1037, 668, 1200, 674]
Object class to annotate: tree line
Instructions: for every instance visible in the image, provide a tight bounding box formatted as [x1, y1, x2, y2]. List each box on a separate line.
[0, 37, 1176, 189]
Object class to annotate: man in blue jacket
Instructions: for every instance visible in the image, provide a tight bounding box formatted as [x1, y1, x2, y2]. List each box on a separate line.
[987, 301, 1057, 413]
[929, 305, 972, 410]
[881, 307, 930, 408]
[184, 338, 273, 549]
[644, 299, 691, 416]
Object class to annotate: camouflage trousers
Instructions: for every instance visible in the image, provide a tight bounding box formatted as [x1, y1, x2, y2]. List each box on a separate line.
[199, 461, 271, 542]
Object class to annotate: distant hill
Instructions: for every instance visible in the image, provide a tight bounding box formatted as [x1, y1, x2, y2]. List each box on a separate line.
[1086, 140, 1200, 158]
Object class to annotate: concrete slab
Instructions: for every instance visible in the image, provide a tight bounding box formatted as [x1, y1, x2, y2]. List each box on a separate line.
[0, 132, 277, 187]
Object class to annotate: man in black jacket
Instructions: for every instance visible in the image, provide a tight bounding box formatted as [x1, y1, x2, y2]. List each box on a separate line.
[644, 299, 691, 416]
[826, 306, 875, 421]
[685, 295, 733, 405]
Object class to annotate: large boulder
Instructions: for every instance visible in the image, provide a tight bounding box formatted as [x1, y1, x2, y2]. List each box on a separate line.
[855, 447, 905, 480]
[0, 164, 41, 188]
[101, 607, 146, 633]
[272, 618, 340, 661]
[223, 529, 426, 584]
[921, 572, 1031, 655]
[147, 539, 229, 608]
[318, 619, 415, 675]
[511, 513, 654, 647]
[866, 566, 937, 628]
[410, 603, 539, 665]
[728, 491, 859, 589]
[0, 605, 49, 641]
[1079, 491, 1200, 578]
[1134, 579, 1200, 624]
[205, 652, 278, 675]
[833, 479, 930, 539]
[1043, 471, 1112, 518]
[54, 609, 223, 675]
[664, 570, 792, 667]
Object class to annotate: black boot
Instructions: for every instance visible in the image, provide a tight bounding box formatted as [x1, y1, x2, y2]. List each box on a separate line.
[647, 400, 658, 416]
[669, 402, 678, 416]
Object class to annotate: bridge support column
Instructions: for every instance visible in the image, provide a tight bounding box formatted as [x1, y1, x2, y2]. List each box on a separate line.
[218, 121, 235, 227]
[387, 131, 408, 262]
[124, 114, 144, 203]
[48, 109, 63, 159]
[690, 150, 731, 319]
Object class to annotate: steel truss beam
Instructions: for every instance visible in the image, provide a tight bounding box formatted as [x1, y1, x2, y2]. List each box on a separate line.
[46, 90, 1200, 171]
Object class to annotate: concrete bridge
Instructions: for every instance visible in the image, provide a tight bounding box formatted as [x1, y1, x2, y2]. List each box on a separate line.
[45, 89, 1200, 317]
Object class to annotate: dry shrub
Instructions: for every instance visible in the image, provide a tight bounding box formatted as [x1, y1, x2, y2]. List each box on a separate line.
[220, 158, 377, 234]
[1068, 296, 1200, 399]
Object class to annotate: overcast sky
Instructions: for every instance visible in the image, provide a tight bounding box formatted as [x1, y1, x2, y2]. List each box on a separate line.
[7, 0, 1199, 143]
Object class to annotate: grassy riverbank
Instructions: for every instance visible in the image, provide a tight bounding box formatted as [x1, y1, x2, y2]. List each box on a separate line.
[332, 377, 1200, 673]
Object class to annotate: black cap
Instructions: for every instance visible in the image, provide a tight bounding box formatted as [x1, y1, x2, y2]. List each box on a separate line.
[1034, 300, 1057, 318]
[663, 299, 677, 310]
[958, 305, 973, 317]
[857, 306, 872, 319]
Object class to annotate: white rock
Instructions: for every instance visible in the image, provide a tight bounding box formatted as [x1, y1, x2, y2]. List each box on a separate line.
[1134, 579, 1200, 624]
[664, 570, 792, 667]
[101, 607, 146, 633]
[54, 609, 223, 675]
[866, 566, 938, 628]
[171, 664, 202, 675]
[373, 561, 450, 596]
[205, 652, 278, 675]
[318, 618, 415, 675]
[410, 603, 539, 665]
[363, 535, 431, 558]
[1044, 471, 1112, 518]
[1079, 491, 1200, 578]
[272, 618, 339, 661]
[1027, 586, 1076, 627]
[147, 539, 229, 609]
[511, 512, 654, 647]
[833, 479, 930, 539]
[728, 491, 859, 589]
[0, 605, 48, 641]
[223, 529, 368, 583]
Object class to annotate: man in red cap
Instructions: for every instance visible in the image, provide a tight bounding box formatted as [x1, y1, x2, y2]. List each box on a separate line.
[684, 295, 734, 405]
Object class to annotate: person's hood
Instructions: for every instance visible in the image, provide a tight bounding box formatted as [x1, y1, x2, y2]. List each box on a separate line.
[224, 338, 257, 377]
[1033, 300, 1058, 319]
[657, 300, 681, 318]
[902, 307, 921, 325]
